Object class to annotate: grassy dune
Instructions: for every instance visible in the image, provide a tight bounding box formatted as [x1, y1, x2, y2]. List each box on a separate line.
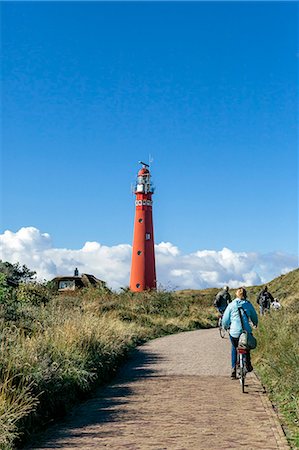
[0, 286, 216, 448]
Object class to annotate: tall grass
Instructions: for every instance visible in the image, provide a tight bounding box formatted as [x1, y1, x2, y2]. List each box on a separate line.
[0, 286, 216, 448]
[253, 301, 299, 448]
[0, 371, 38, 450]
[248, 269, 299, 449]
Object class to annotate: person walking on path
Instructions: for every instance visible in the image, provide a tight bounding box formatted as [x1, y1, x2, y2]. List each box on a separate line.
[222, 287, 258, 379]
[214, 285, 231, 314]
[257, 285, 274, 315]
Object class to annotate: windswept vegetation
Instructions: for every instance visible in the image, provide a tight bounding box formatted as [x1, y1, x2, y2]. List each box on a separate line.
[0, 265, 216, 449]
[251, 270, 299, 449]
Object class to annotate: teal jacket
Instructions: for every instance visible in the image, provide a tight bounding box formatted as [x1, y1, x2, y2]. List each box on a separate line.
[222, 298, 258, 338]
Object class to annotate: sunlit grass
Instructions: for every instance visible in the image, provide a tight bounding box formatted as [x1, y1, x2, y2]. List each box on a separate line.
[0, 360, 38, 449]
[253, 301, 299, 448]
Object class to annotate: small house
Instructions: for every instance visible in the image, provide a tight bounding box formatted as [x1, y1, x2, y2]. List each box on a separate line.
[52, 269, 107, 292]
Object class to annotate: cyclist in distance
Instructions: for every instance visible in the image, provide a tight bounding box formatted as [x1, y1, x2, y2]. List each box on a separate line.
[222, 287, 258, 379]
[214, 285, 231, 314]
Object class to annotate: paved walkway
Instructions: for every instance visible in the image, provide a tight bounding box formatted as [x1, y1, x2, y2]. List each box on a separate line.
[28, 329, 289, 449]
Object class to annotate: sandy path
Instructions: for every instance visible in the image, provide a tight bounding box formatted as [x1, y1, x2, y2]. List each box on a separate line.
[27, 329, 289, 449]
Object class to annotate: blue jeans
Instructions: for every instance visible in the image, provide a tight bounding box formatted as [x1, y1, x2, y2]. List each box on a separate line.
[230, 335, 239, 368]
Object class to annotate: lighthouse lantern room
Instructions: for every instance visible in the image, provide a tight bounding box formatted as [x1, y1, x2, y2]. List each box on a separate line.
[130, 162, 156, 292]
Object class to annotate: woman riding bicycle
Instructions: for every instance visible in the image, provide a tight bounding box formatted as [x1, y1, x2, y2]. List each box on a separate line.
[222, 287, 258, 379]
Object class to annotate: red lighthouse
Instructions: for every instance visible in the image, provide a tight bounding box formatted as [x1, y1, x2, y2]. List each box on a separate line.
[130, 162, 156, 292]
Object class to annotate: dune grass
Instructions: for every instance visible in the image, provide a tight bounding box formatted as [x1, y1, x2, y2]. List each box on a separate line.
[0, 370, 38, 450]
[244, 269, 299, 448]
[252, 300, 299, 448]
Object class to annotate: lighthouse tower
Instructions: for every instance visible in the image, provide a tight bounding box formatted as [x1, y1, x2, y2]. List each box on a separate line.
[130, 162, 156, 292]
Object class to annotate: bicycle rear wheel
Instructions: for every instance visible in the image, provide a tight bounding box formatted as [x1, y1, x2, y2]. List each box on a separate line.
[238, 351, 247, 393]
[240, 368, 245, 393]
[219, 327, 226, 338]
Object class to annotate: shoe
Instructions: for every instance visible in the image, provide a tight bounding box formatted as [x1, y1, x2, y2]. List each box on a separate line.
[247, 363, 253, 372]
[231, 368, 237, 379]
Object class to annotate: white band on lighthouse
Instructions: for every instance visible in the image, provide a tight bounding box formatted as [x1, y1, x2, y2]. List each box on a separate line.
[135, 200, 152, 206]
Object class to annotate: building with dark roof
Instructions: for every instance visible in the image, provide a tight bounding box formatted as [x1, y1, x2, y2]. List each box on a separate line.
[51, 269, 107, 292]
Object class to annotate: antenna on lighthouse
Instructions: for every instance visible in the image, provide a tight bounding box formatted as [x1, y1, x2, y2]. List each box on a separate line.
[139, 161, 149, 168]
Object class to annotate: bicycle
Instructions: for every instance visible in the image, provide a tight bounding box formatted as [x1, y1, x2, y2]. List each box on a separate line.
[237, 346, 248, 393]
[217, 314, 226, 338]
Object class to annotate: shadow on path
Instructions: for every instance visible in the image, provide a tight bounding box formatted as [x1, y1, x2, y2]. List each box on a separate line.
[28, 347, 164, 449]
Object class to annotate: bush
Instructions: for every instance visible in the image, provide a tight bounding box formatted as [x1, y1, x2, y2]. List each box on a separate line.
[16, 283, 51, 306]
[0, 274, 9, 303]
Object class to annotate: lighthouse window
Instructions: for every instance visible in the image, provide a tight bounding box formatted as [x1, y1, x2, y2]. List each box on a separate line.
[136, 283, 140, 288]
[146, 233, 151, 240]
[137, 250, 142, 255]
[138, 218, 143, 223]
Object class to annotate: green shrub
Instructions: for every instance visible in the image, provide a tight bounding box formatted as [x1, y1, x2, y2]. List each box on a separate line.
[16, 282, 51, 306]
[0, 274, 9, 303]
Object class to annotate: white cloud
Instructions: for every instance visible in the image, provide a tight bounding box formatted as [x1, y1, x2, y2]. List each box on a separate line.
[0, 227, 297, 290]
[156, 241, 180, 257]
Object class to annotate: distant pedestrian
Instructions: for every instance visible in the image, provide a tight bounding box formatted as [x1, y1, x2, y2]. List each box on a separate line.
[271, 298, 281, 310]
[256, 286, 274, 315]
[214, 286, 231, 314]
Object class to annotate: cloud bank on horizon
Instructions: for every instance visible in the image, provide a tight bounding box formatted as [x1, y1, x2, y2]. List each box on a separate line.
[0, 227, 297, 290]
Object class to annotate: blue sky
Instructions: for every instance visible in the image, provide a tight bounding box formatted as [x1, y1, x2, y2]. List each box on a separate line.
[1, 1, 298, 259]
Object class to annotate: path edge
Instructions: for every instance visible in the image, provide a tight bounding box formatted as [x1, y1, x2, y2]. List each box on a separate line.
[252, 372, 290, 450]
